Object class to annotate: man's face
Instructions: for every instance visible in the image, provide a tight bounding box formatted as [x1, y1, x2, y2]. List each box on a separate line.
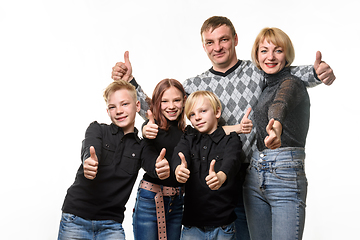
[202, 25, 238, 72]
[106, 89, 140, 134]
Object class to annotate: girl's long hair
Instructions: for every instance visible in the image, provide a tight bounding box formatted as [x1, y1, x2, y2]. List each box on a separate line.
[147, 79, 186, 132]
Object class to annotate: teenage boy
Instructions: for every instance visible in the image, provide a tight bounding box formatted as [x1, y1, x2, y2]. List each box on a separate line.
[111, 16, 336, 240]
[173, 91, 245, 240]
[58, 80, 170, 240]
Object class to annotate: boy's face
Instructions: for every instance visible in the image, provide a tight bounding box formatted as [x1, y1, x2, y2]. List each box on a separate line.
[188, 97, 221, 134]
[106, 89, 140, 134]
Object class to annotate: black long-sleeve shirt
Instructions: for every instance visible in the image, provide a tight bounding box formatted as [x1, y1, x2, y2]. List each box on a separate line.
[142, 119, 184, 187]
[61, 121, 159, 223]
[254, 67, 310, 151]
[171, 126, 243, 227]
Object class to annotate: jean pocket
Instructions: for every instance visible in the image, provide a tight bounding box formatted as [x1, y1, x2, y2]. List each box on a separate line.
[61, 213, 78, 223]
[273, 166, 305, 181]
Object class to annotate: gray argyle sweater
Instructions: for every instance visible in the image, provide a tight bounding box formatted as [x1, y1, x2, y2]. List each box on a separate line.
[133, 60, 321, 163]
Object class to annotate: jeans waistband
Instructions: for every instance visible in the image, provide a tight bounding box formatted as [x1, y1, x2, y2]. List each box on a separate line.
[251, 147, 305, 170]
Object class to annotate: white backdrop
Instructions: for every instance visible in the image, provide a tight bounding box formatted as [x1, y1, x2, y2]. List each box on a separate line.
[1, 0, 358, 239]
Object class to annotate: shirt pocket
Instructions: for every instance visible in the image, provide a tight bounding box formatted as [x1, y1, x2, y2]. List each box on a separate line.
[99, 142, 116, 166]
[120, 151, 141, 175]
[209, 151, 224, 173]
[189, 152, 200, 174]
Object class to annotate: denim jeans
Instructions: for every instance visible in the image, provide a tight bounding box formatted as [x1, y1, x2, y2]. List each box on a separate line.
[58, 212, 125, 240]
[181, 222, 236, 240]
[243, 148, 308, 240]
[132, 186, 184, 240]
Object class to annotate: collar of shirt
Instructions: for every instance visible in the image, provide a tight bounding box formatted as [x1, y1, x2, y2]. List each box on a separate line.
[209, 60, 242, 77]
[110, 123, 141, 143]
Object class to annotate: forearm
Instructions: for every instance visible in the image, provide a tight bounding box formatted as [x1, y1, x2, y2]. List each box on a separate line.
[130, 78, 150, 119]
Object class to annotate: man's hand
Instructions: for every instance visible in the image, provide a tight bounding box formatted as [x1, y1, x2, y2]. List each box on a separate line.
[264, 118, 282, 149]
[239, 108, 253, 134]
[205, 160, 227, 190]
[142, 110, 159, 139]
[175, 152, 190, 183]
[314, 51, 336, 86]
[111, 51, 133, 82]
[155, 148, 170, 180]
[84, 146, 98, 180]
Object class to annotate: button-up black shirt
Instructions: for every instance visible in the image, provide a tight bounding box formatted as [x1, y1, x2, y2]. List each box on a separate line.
[62, 121, 159, 223]
[171, 126, 243, 227]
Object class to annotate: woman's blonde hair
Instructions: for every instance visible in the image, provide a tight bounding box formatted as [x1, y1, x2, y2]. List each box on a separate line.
[251, 27, 295, 69]
[185, 91, 222, 119]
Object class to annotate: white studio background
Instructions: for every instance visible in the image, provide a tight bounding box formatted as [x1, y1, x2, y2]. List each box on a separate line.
[0, 0, 358, 239]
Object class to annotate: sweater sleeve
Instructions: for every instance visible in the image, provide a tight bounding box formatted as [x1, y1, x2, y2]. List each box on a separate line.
[289, 65, 321, 88]
[130, 78, 150, 120]
[268, 79, 307, 124]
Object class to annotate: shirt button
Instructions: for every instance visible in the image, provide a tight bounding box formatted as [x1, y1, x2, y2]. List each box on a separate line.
[203, 146, 207, 150]
[132, 153, 136, 157]
[202, 157, 206, 161]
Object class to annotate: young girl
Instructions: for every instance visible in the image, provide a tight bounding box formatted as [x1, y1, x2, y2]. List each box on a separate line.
[132, 78, 187, 240]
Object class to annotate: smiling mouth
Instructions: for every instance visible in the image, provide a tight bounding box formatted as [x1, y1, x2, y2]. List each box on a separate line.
[166, 110, 178, 116]
[196, 122, 205, 127]
[265, 63, 278, 68]
[116, 116, 127, 121]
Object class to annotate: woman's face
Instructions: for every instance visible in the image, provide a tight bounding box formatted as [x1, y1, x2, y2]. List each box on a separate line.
[160, 86, 185, 121]
[258, 39, 286, 74]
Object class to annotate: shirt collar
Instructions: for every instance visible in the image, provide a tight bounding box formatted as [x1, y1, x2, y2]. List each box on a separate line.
[209, 60, 242, 77]
[207, 126, 226, 143]
[110, 123, 141, 143]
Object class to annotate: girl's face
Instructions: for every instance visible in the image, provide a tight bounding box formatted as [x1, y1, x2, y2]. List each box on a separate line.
[160, 86, 185, 121]
[258, 39, 286, 74]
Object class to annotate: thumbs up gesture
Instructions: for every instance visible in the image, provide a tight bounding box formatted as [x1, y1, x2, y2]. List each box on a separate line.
[155, 148, 170, 180]
[264, 118, 282, 149]
[205, 160, 227, 190]
[175, 152, 190, 183]
[313, 51, 335, 85]
[239, 107, 253, 134]
[84, 146, 98, 180]
[111, 51, 133, 82]
[142, 110, 159, 139]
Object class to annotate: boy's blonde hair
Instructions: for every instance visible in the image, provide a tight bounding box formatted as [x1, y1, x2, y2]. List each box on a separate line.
[103, 80, 137, 103]
[185, 91, 222, 119]
[251, 27, 295, 69]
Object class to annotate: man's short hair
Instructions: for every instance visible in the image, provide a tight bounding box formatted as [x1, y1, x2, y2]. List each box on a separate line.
[201, 16, 236, 40]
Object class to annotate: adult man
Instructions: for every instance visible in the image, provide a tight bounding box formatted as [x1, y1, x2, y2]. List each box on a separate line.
[111, 16, 335, 240]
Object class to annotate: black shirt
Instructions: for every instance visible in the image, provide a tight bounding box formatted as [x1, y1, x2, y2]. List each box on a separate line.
[254, 67, 310, 151]
[61, 121, 159, 223]
[171, 126, 243, 227]
[142, 119, 184, 187]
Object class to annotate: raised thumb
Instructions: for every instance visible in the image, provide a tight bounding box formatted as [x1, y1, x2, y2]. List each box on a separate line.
[178, 152, 187, 168]
[209, 159, 216, 175]
[90, 146, 98, 162]
[314, 51, 322, 70]
[147, 110, 155, 124]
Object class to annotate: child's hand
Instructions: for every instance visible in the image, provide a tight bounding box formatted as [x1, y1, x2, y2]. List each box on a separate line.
[205, 160, 227, 190]
[239, 108, 253, 134]
[84, 146, 98, 180]
[142, 110, 159, 139]
[155, 148, 170, 180]
[111, 51, 133, 82]
[175, 152, 190, 183]
[264, 118, 282, 149]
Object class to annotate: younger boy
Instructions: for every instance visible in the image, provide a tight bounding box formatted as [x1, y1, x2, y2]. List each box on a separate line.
[58, 80, 170, 240]
[173, 91, 246, 240]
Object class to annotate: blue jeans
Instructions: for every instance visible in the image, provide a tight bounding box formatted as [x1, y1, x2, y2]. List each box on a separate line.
[132, 186, 184, 240]
[243, 148, 308, 240]
[181, 222, 236, 240]
[58, 212, 125, 240]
